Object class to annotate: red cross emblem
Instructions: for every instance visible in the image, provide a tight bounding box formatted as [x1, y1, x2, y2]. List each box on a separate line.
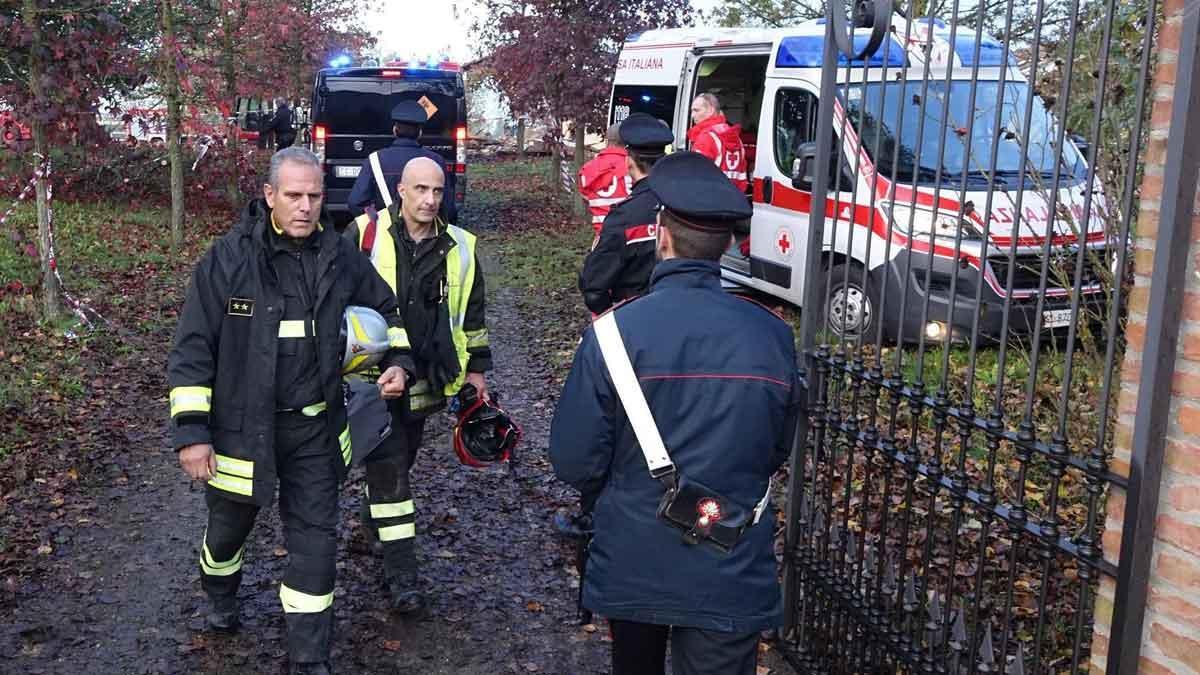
[776, 228, 794, 258]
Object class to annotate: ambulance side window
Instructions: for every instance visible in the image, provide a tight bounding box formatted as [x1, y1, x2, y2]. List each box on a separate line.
[774, 88, 854, 191]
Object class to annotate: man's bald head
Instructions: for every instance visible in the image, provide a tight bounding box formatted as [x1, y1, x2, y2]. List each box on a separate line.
[397, 157, 446, 228]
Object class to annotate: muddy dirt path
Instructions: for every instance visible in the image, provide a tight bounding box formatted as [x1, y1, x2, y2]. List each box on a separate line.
[1, 247, 609, 675]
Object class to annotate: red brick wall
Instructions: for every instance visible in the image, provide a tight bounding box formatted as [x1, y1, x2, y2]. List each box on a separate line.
[1090, 1, 1200, 672]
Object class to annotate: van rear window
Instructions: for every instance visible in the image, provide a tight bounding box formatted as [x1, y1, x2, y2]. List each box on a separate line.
[317, 77, 461, 136]
[610, 85, 677, 127]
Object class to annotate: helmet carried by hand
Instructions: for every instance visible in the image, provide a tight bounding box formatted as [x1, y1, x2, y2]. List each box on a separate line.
[341, 305, 390, 375]
[452, 384, 520, 467]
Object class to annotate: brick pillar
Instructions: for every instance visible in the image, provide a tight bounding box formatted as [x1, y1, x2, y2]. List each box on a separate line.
[1090, 1, 1200, 672]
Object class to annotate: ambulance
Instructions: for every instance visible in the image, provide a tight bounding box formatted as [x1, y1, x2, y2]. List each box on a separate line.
[609, 15, 1109, 342]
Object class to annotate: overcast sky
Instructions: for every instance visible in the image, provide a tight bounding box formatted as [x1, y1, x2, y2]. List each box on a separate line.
[367, 1, 721, 64]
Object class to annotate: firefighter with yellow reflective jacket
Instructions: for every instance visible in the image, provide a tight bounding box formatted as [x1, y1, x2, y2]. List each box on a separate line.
[167, 147, 413, 675]
[344, 156, 492, 613]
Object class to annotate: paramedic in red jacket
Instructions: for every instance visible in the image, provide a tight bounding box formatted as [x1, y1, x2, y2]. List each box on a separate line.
[687, 93, 748, 193]
[578, 124, 632, 235]
[689, 93, 752, 256]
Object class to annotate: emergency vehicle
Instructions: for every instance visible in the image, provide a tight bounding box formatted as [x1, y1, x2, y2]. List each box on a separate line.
[309, 59, 468, 226]
[610, 16, 1109, 342]
[1, 110, 32, 153]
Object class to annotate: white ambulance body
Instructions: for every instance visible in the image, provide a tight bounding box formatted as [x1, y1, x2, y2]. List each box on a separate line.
[610, 16, 1108, 341]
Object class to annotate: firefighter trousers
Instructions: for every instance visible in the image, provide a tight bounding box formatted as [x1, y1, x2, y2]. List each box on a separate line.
[361, 411, 427, 586]
[199, 412, 338, 664]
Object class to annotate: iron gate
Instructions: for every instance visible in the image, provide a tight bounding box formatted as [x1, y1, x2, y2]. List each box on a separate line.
[777, 0, 1199, 672]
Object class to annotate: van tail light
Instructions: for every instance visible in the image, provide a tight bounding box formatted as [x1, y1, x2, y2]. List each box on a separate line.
[313, 124, 328, 163]
[455, 126, 467, 174]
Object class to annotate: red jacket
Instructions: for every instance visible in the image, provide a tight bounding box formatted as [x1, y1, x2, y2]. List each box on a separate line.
[687, 115, 748, 193]
[578, 147, 632, 234]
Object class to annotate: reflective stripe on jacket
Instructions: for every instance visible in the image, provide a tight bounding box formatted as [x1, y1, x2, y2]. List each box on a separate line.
[578, 147, 632, 234]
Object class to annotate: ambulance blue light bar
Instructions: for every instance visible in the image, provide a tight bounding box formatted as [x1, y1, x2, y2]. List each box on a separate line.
[776, 35, 907, 68]
[947, 33, 1015, 66]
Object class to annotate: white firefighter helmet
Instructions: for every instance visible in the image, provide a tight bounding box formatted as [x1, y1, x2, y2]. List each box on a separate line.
[341, 305, 390, 375]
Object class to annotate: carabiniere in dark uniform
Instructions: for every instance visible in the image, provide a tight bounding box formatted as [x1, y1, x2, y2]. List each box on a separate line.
[347, 100, 457, 222]
[552, 151, 802, 675]
[578, 113, 674, 315]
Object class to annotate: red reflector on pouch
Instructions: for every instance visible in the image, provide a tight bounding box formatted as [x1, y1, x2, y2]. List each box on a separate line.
[697, 498, 721, 527]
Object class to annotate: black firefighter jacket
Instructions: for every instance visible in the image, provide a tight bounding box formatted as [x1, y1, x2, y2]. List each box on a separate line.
[167, 199, 412, 506]
[578, 178, 660, 314]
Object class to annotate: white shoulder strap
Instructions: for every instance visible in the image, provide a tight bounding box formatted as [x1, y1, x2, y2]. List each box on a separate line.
[368, 152, 393, 208]
[593, 312, 675, 477]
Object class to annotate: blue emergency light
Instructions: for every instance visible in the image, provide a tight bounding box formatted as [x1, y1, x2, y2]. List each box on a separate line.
[775, 34, 908, 68]
[329, 55, 352, 68]
[945, 33, 1015, 66]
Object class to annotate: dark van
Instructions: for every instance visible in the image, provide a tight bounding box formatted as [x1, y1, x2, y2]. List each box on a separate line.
[309, 61, 468, 227]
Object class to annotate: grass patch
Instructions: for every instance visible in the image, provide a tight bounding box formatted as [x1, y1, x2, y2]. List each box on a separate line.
[0, 199, 215, 410]
[468, 157, 593, 380]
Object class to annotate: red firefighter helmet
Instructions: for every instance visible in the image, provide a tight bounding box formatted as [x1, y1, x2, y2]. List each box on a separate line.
[452, 384, 521, 467]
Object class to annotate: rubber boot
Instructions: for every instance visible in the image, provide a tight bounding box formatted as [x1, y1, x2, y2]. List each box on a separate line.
[206, 594, 240, 632]
[387, 572, 425, 614]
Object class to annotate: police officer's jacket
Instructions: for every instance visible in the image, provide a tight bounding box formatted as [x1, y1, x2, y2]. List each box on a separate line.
[550, 259, 800, 633]
[167, 199, 411, 506]
[578, 178, 659, 315]
[346, 137, 457, 222]
[346, 205, 491, 415]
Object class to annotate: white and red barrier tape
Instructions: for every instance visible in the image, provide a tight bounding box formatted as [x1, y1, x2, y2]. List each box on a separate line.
[1, 156, 108, 331]
[0, 163, 43, 228]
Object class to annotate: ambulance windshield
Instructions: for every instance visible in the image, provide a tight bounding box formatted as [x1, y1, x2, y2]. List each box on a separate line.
[845, 80, 1086, 189]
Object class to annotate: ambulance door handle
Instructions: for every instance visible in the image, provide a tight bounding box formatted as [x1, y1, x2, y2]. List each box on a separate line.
[762, 176, 773, 204]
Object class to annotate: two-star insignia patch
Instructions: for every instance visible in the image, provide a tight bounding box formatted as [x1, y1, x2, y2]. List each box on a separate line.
[227, 297, 254, 317]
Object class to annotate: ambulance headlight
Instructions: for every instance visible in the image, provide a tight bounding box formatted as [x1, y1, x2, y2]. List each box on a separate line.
[886, 203, 979, 239]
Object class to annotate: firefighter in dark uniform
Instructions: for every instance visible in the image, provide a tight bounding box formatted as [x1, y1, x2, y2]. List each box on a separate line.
[168, 147, 414, 675]
[344, 156, 492, 613]
[346, 100, 457, 223]
[550, 151, 801, 675]
[578, 113, 674, 315]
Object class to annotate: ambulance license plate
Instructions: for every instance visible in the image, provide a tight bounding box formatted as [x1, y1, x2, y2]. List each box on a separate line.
[1042, 309, 1073, 329]
[335, 165, 360, 178]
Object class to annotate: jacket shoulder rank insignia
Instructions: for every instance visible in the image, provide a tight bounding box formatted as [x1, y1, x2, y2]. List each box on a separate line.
[227, 297, 254, 317]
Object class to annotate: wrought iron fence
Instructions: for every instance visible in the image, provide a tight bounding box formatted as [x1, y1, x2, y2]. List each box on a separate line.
[776, 0, 1195, 672]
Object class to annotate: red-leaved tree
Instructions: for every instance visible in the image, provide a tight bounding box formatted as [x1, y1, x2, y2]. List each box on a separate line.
[1, 0, 150, 321]
[474, 0, 692, 189]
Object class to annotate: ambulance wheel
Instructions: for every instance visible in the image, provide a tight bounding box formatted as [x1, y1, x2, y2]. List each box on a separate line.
[821, 260, 877, 339]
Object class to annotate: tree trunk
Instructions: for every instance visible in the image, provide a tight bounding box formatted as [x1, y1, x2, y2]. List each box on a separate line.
[222, 2, 241, 211]
[572, 123, 586, 221]
[23, 0, 60, 323]
[516, 118, 526, 158]
[161, 0, 185, 247]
